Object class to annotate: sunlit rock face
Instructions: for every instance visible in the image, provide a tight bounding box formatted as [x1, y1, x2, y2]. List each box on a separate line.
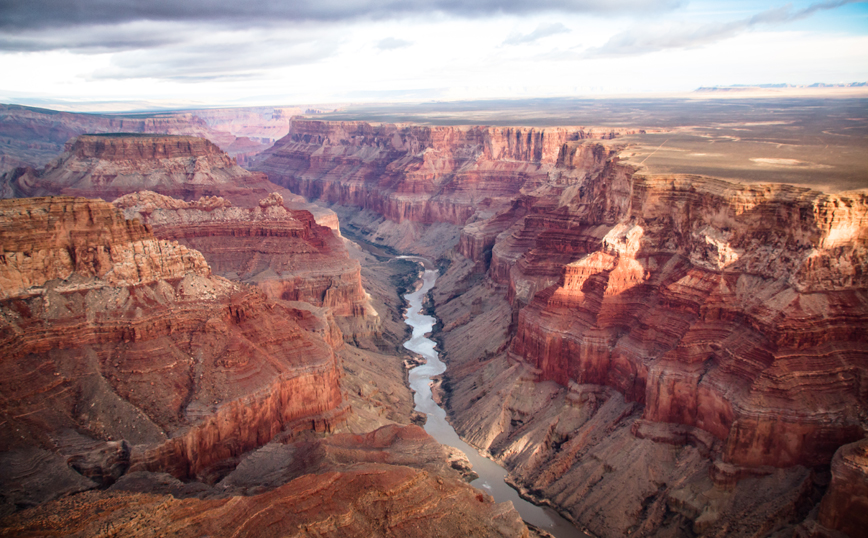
[113, 190, 376, 336]
[269, 121, 868, 535]
[507, 171, 868, 469]
[429, 143, 866, 536]
[0, 196, 346, 513]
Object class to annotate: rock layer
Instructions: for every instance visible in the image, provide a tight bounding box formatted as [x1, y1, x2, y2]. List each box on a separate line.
[113, 191, 374, 329]
[0, 134, 304, 209]
[252, 119, 635, 256]
[0, 196, 346, 511]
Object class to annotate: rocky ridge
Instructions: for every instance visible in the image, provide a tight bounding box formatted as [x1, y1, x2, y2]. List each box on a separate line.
[0, 134, 306, 210]
[0, 425, 528, 538]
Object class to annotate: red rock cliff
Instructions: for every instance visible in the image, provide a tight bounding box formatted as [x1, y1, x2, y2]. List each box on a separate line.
[506, 164, 868, 469]
[0, 134, 306, 210]
[0, 197, 345, 488]
[113, 190, 374, 328]
[252, 119, 633, 228]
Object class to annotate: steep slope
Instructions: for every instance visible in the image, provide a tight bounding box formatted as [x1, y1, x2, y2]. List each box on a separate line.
[0, 196, 346, 513]
[435, 148, 868, 536]
[252, 119, 634, 257]
[113, 190, 376, 336]
[0, 134, 371, 331]
[0, 134, 304, 209]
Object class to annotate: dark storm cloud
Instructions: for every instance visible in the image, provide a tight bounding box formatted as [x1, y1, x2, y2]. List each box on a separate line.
[583, 0, 860, 58]
[0, 0, 680, 31]
[502, 22, 570, 45]
[0, 23, 185, 52]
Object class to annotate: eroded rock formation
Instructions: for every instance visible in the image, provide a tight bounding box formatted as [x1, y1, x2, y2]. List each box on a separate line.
[0, 134, 305, 209]
[253, 119, 635, 256]
[113, 190, 375, 335]
[437, 151, 868, 536]
[0, 196, 346, 513]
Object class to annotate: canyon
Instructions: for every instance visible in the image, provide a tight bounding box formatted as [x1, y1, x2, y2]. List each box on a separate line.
[0, 103, 864, 537]
[254, 117, 868, 537]
[0, 135, 533, 535]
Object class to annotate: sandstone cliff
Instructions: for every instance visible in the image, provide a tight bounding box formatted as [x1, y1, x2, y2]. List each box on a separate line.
[252, 119, 634, 257]
[0, 196, 347, 513]
[113, 190, 376, 336]
[433, 146, 868, 536]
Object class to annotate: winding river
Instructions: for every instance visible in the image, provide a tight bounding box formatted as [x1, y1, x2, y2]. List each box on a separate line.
[402, 264, 588, 538]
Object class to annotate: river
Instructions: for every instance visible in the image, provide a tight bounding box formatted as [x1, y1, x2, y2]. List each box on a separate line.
[403, 266, 588, 538]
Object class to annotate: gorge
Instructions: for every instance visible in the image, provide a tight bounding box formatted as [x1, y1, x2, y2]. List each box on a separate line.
[252, 116, 868, 537]
[0, 100, 865, 537]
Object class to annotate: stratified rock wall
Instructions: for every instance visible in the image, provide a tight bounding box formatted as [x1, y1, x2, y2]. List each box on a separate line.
[0, 134, 300, 208]
[113, 191, 375, 330]
[0, 197, 345, 490]
[253, 119, 632, 231]
[507, 170, 868, 469]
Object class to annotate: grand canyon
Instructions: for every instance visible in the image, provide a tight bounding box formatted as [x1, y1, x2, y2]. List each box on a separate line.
[0, 96, 865, 538]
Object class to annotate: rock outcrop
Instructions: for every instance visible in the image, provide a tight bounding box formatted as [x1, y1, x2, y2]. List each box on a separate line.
[431, 146, 868, 536]
[0, 425, 529, 538]
[113, 190, 375, 334]
[0, 133, 370, 332]
[0, 196, 347, 513]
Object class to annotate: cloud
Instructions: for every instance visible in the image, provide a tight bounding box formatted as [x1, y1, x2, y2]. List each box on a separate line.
[583, 0, 860, 58]
[503, 22, 570, 45]
[0, 22, 187, 52]
[89, 31, 341, 81]
[376, 37, 412, 50]
[0, 0, 681, 32]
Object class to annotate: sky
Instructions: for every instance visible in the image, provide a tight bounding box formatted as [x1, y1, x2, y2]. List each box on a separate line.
[0, 0, 866, 110]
